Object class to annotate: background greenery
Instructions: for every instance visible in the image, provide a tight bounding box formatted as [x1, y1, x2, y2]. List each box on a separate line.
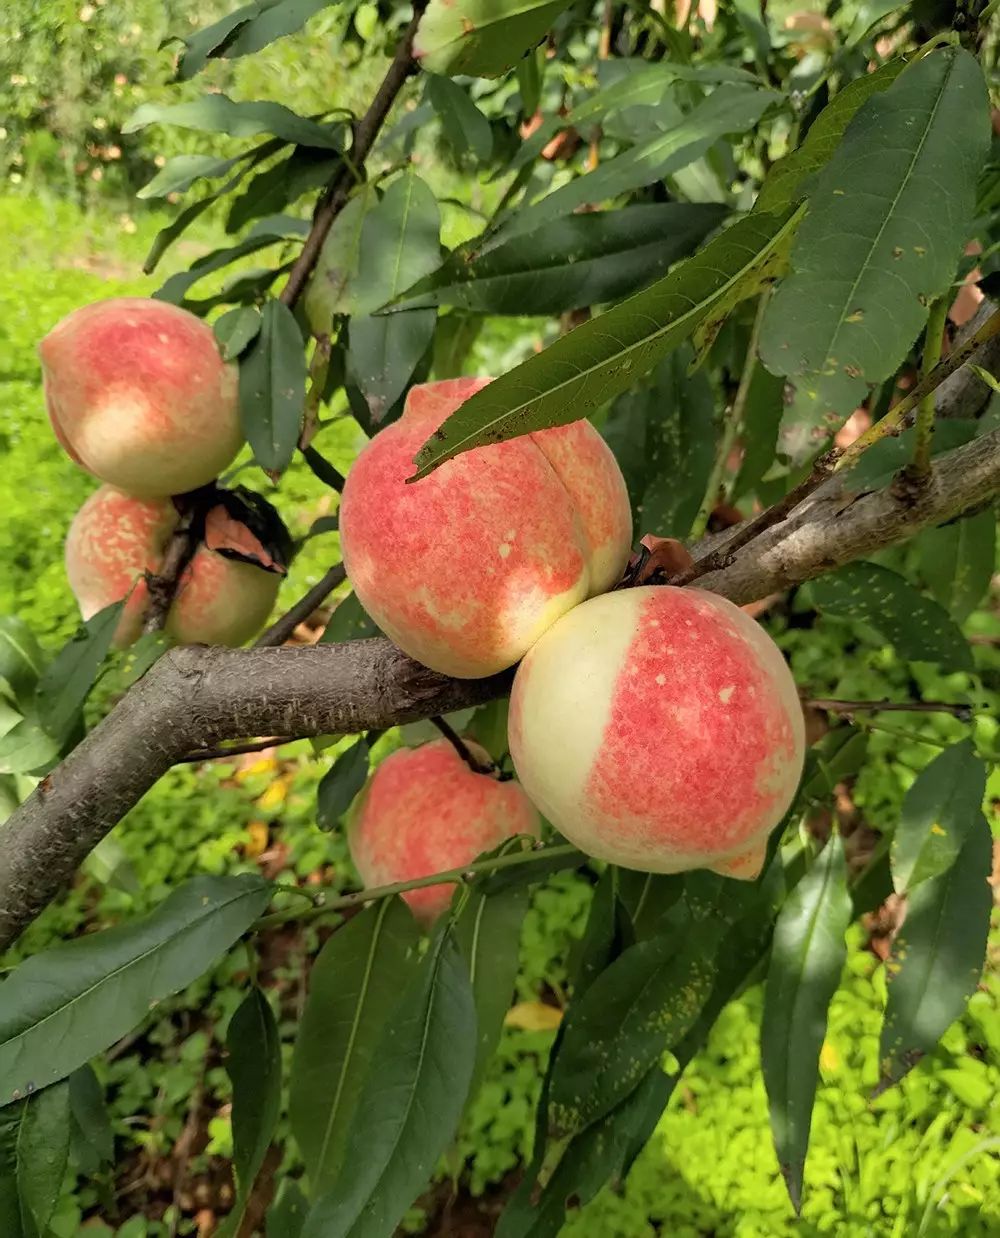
[1, 1, 999, 1234]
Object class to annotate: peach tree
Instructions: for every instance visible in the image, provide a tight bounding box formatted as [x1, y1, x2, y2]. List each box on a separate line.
[1, 0, 999, 1233]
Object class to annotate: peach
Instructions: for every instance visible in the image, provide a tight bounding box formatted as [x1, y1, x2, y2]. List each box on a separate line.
[347, 739, 541, 925]
[508, 587, 805, 878]
[65, 485, 287, 648]
[339, 378, 633, 678]
[39, 298, 242, 498]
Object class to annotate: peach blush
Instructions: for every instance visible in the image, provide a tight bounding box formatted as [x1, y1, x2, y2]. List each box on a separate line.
[39, 297, 242, 499]
[339, 377, 633, 678]
[508, 586, 805, 878]
[65, 485, 280, 648]
[347, 739, 541, 925]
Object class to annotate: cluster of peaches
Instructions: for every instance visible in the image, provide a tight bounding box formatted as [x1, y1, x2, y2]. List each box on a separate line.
[41, 299, 805, 925]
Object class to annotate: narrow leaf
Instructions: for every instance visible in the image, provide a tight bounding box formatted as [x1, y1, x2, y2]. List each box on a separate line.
[137, 152, 244, 199]
[0, 875, 272, 1104]
[289, 899, 419, 1198]
[413, 208, 801, 476]
[808, 563, 973, 671]
[0, 619, 45, 703]
[316, 738, 371, 829]
[177, 0, 338, 79]
[302, 929, 476, 1238]
[214, 305, 263, 361]
[919, 509, 996, 623]
[761, 835, 850, 1212]
[414, 0, 575, 78]
[35, 600, 123, 745]
[68, 1065, 113, 1171]
[304, 187, 376, 332]
[879, 817, 993, 1090]
[125, 95, 344, 150]
[891, 740, 988, 895]
[239, 298, 307, 474]
[16, 1082, 70, 1234]
[269, 1180, 309, 1237]
[426, 75, 493, 162]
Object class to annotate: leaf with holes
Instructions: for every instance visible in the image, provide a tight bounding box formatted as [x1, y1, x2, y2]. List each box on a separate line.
[238, 298, 307, 474]
[759, 48, 990, 460]
[414, 0, 574, 78]
[761, 835, 851, 1212]
[808, 563, 972, 671]
[289, 899, 419, 1199]
[0, 875, 271, 1105]
[412, 208, 800, 476]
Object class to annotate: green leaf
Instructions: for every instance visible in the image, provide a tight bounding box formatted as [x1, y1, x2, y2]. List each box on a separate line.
[570, 867, 627, 996]
[761, 834, 850, 1212]
[154, 230, 301, 307]
[137, 152, 244, 199]
[392, 204, 727, 316]
[214, 305, 263, 362]
[0, 619, 45, 703]
[226, 147, 340, 235]
[320, 592, 380, 643]
[731, 362, 785, 500]
[0, 717, 59, 777]
[455, 882, 528, 1100]
[426, 75, 493, 162]
[35, 600, 123, 746]
[495, 85, 778, 246]
[302, 928, 476, 1238]
[238, 298, 307, 474]
[175, 0, 338, 79]
[878, 817, 993, 1090]
[289, 899, 419, 1199]
[304, 187, 376, 332]
[801, 728, 869, 803]
[16, 1082, 70, 1236]
[220, 989, 282, 1237]
[348, 171, 441, 423]
[808, 563, 973, 671]
[413, 208, 801, 476]
[269, 1180, 309, 1238]
[0, 875, 271, 1105]
[317, 738, 371, 829]
[414, 0, 575, 78]
[68, 1065, 113, 1173]
[919, 509, 996, 624]
[546, 924, 720, 1140]
[755, 59, 906, 215]
[0, 1107, 23, 1238]
[615, 871, 685, 942]
[891, 740, 988, 895]
[759, 48, 991, 458]
[124, 95, 344, 150]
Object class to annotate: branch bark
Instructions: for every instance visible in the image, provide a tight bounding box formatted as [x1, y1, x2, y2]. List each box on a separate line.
[4, 422, 1000, 950]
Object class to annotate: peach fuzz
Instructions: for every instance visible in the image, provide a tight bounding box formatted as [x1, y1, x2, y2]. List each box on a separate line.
[347, 739, 540, 925]
[339, 378, 633, 678]
[508, 586, 805, 878]
[65, 485, 280, 649]
[40, 297, 242, 499]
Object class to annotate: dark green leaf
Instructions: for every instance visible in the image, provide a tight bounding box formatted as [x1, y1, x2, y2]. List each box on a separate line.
[615, 871, 685, 941]
[137, 152, 244, 200]
[226, 147, 341, 235]
[289, 899, 419, 1198]
[154, 230, 301, 306]
[392, 204, 727, 316]
[878, 817, 993, 1090]
[413, 208, 801, 476]
[414, 0, 575, 78]
[0, 619, 45, 704]
[302, 929, 476, 1238]
[317, 738, 371, 829]
[269, 1180, 309, 1238]
[0, 1105, 22, 1238]
[731, 362, 785, 500]
[808, 563, 973, 671]
[755, 59, 906, 215]
[220, 989, 282, 1237]
[760, 49, 991, 458]
[214, 306, 263, 361]
[455, 883, 528, 1100]
[432, 314, 484, 379]
[125, 95, 343, 150]
[35, 600, 123, 746]
[480, 845, 582, 894]
[0, 875, 271, 1105]
[238, 298, 307, 474]
[761, 835, 850, 1212]
[348, 313, 436, 429]
[17, 1082, 70, 1234]
[891, 740, 987, 895]
[426, 76, 493, 162]
[496, 86, 778, 245]
[919, 509, 996, 624]
[801, 728, 869, 803]
[304, 187, 376, 332]
[176, 0, 338, 79]
[547, 925, 720, 1139]
[844, 419, 975, 490]
[320, 591, 380, 643]
[68, 1065, 113, 1172]
[570, 867, 622, 998]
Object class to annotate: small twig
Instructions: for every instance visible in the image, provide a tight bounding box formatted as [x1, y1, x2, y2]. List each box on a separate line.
[279, 1, 428, 309]
[431, 715, 497, 775]
[301, 444, 346, 492]
[254, 562, 347, 648]
[299, 334, 333, 450]
[909, 296, 949, 479]
[807, 698, 974, 721]
[142, 510, 198, 635]
[254, 842, 582, 931]
[690, 289, 771, 540]
[179, 736, 301, 764]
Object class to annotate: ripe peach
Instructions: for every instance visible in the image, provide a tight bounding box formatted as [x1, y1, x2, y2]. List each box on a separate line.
[339, 378, 633, 678]
[508, 587, 805, 878]
[65, 485, 286, 648]
[39, 298, 242, 499]
[348, 739, 541, 924]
